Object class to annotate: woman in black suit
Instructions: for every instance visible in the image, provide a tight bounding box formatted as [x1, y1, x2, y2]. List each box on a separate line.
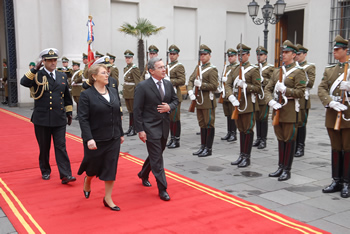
[78, 64, 124, 211]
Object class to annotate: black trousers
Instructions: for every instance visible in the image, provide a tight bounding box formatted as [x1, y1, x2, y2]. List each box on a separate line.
[34, 124, 72, 179]
[138, 137, 167, 191]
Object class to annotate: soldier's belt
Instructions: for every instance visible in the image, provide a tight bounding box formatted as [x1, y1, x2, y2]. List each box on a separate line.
[331, 95, 350, 102]
[124, 82, 135, 85]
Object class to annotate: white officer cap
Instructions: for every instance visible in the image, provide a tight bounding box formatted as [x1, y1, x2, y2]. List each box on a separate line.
[39, 48, 59, 59]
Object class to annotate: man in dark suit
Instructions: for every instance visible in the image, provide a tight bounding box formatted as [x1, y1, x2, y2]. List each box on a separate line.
[134, 57, 179, 201]
[20, 48, 76, 184]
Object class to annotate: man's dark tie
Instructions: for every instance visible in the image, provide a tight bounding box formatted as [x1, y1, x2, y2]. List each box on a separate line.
[50, 72, 54, 80]
[157, 81, 164, 100]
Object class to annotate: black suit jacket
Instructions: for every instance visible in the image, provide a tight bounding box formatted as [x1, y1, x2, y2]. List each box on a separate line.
[133, 77, 179, 140]
[20, 69, 73, 127]
[78, 86, 123, 142]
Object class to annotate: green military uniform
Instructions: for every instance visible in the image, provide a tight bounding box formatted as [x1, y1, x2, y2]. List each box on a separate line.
[166, 45, 186, 149]
[294, 44, 316, 157]
[71, 61, 83, 119]
[220, 48, 238, 142]
[123, 50, 141, 136]
[2, 59, 8, 105]
[225, 43, 261, 168]
[141, 45, 158, 80]
[82, 53, 88, 88]
[187, 44, 218, 157]
[318, 35, 350, 198]
[59, 57, 72, 91]
[107, 53, 119, 86]
[253, 46, 274, 149]
[265, 40, 306, 181]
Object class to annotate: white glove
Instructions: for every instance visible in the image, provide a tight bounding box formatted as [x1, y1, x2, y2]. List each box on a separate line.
[340, 81, 350, 91]
[194, 79, 202, 87]
[188, 90, 196, 101]
[222, 76, 228, 83]
[329, 101, 348, 111]
[236, 79, 246, 88]
[268, 100, 282, 110]
[228, 95, 239, 106]
[275, 81, 286, 93]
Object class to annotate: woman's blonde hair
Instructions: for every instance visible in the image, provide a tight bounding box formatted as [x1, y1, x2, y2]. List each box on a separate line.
[88, 64, 107, 85]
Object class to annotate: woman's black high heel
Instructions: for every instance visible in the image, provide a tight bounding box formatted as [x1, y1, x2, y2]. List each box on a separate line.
[83, 176, 91, 199]
[103, 198, 120, 211]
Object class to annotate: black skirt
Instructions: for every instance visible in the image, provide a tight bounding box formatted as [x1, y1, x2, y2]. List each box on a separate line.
[78, 138, 121, 181]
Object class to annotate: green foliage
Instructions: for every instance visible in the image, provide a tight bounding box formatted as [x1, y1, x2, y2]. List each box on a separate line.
[118, 18, 165, 40]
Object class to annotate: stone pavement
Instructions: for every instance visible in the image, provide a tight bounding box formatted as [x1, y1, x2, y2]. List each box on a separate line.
[1, 95, 350, 233]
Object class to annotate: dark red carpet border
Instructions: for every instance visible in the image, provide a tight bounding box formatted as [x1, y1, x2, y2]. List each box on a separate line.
[0, 108, 329, 234]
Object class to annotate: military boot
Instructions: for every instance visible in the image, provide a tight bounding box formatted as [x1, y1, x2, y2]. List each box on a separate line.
[221, 116, 231, 140]
[258, 120, 268, 149]
[323, 150, 343, 193]
[198, 128, 215, 157]
[124, 113, 133, 135]
[278, 141, 296, 181]
[227, 119, 237, 142]
[341, 151, 350, 198]
[238, 132, 253, 167]
[231, 132, 245, 165]
[295, 126, 306, 157]
[127, 113, 137, 136]
[166, 121, 175, 147]
[269, 141, 285, 177]
[253, 121, 261, 147]
[168, 121, 180, 149]
[193, 128, 207, 155]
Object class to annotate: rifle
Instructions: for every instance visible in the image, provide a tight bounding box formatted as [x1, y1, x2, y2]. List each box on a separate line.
[272, 28, 283, 126]
[146, 40, 149, 64]
[218, 41, 227, 104]
[189, 36, 201, 113]
[334, 38, 350, 130]
[166, 39, 169, 77]
[231, 34, 243, 120]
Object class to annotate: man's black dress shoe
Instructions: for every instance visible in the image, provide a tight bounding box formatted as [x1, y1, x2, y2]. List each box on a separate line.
[159, 190, 170, 201]
[42, 174, 50, 180]
[142, 178, 152, 187]
[103, 198, 120, 211]
[61, 175, 76, 184]
[83, 176, 91, 198]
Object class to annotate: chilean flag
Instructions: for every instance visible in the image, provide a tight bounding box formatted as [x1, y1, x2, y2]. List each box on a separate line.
[87, 16, 95, 68]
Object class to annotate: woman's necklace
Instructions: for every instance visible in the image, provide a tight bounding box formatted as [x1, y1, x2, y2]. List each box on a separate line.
[96, 86, 107, 95]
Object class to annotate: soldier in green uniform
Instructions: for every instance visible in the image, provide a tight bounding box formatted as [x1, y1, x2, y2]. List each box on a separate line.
[2, 59, 8, 105]
[123, 50, 141, 136]
[318, 35, 350, 198]
[253, 46, 274, 149]
[188, 44, 218, 157]
[226, 43, 260, 167]
[142, 45, 158, 80]
[107, 53, 119, 86]
[29, 62, 35, 69]
[82, 53, 89, 81]
[220, 48, 238, 142]
[294, 44, 316, 157]
[95, 51, 104, 59]
[60, 57, 72, 90]
[166, 45, 186, 148]
[71, 61, 83, 120]
[265, 40, 306, 181]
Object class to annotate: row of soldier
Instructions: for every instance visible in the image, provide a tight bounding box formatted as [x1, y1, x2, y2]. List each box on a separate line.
[33, 34, 350, 198]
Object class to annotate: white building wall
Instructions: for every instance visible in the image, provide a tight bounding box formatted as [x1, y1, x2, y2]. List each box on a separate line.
[13, 0, 332, 105]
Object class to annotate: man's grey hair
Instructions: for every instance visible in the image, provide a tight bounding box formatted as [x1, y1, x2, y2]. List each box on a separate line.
[148, 57, 162, 71]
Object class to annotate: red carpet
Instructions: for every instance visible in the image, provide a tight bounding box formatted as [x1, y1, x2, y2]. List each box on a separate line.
[0, 108, 329, 234]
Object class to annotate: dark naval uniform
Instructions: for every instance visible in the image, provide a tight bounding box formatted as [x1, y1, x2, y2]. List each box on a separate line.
[20, 48, 75, 184]
[265, 40, 306, 181]
[225, 43, 260, 168]
[318, 35, 350, 198]
[166, 45, 186, 149]
[295, 44, 316, 157]
[188, 44, 218, 157]
[220, 48, 238, 143]
[123, 50, 141, 136]
[253, 46, 274, 150]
